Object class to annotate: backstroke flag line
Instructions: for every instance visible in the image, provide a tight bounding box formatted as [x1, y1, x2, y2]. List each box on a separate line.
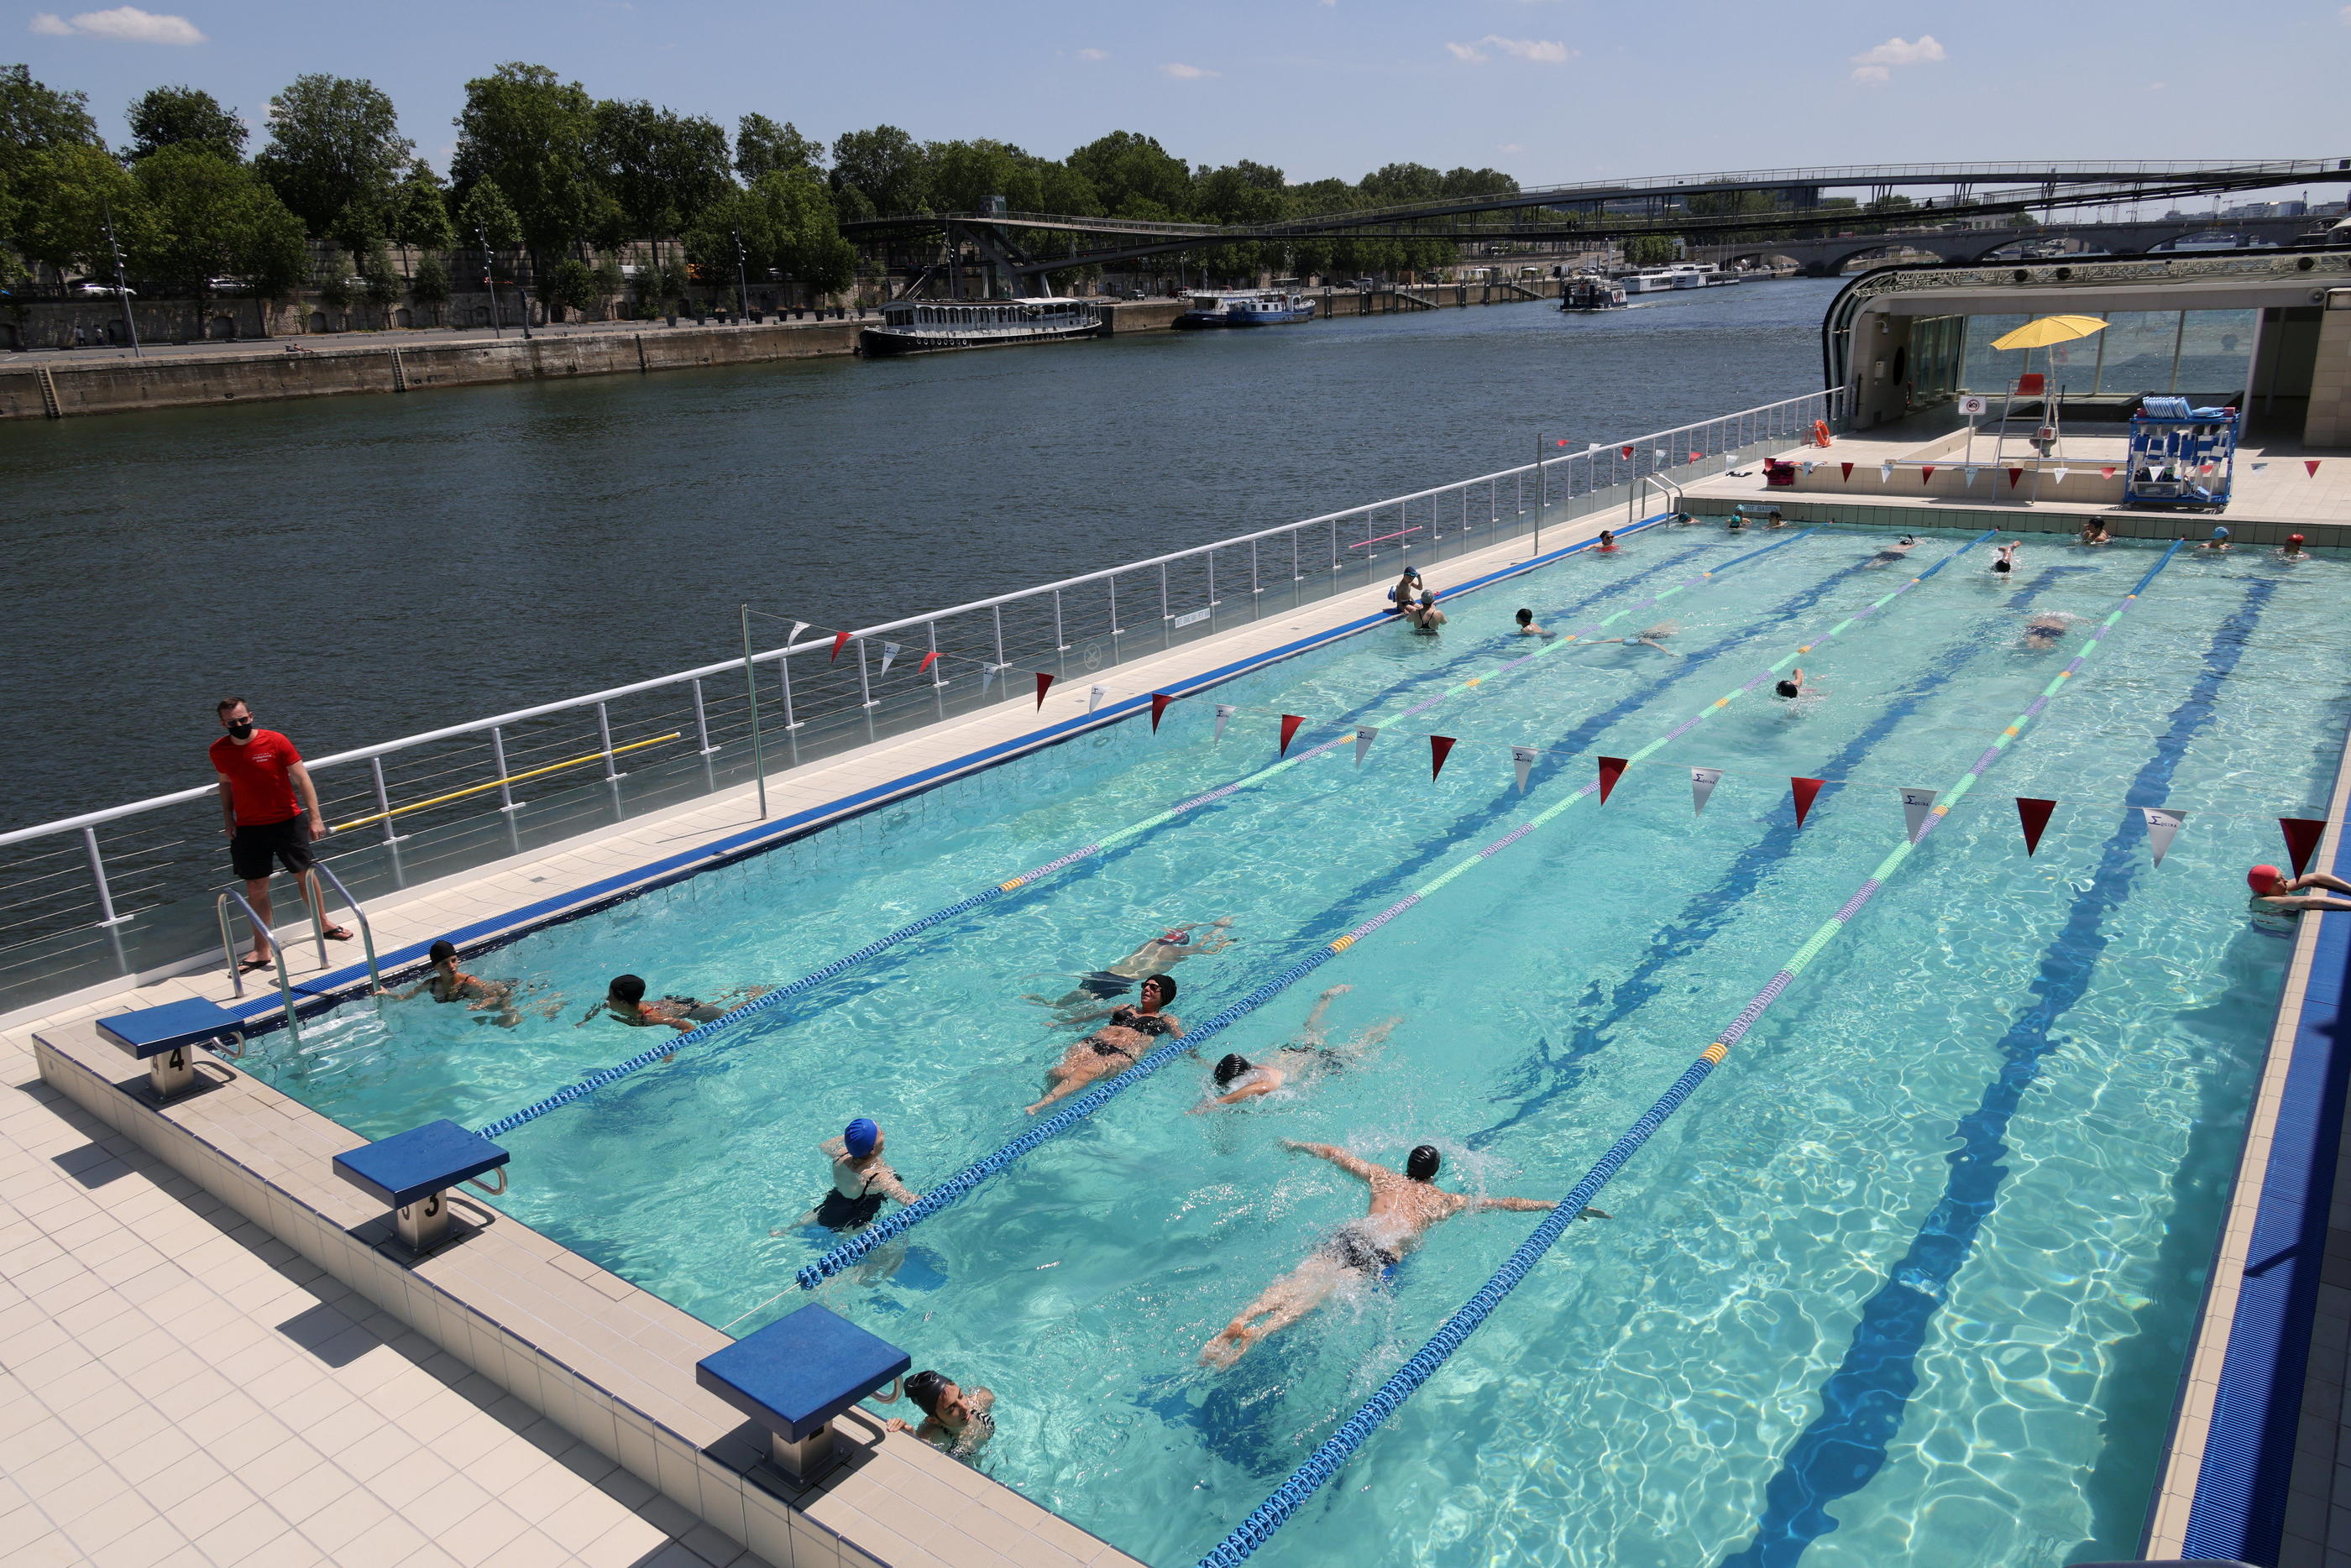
[1512, 746, 1536, 796]
[1901, 787, 1938, 843]
[2142, 807, 2185, 866]
[1691, 766, 1722, 816]
[2016, 797, 2056, 855]
[2281, 816, 2327, 879]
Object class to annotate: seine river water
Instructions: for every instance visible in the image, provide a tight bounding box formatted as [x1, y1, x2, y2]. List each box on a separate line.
[3, 276, 1842, 827]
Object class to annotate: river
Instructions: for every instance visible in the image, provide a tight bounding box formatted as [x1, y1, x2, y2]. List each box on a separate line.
[1, 276, 1842, 828]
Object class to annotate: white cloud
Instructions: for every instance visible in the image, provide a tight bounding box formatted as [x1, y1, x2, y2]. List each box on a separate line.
[1447, 34, 1573, 64]
[1852, 34, 1945, 66]
[1076, 47, 1108, 60]
[2341, 3, 2349, 22]
[1497, 142, 1525, 154]
[1160, 61, 1217, 79]
[1851, 64, 1889, 83]
[2146, 81, 2169, 91]
[29, 5, 206, 42]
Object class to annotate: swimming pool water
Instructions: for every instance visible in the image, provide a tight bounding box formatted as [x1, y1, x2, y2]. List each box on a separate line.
[249, 526, 2351, 1568]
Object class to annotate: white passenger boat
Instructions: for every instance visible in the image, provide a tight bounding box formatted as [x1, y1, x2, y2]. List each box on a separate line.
[1172, 290, 1317, 329]
[858, 296, 1106, 356]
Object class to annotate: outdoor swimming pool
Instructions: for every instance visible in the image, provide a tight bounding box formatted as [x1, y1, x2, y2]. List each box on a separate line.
[243, 524, 2349, 1568]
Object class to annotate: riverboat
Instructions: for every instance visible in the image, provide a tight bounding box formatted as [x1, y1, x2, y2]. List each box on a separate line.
[1171, 290, 1317, 329]
[858, 296, 1106, 356]
[1560, 275, 1629, 311]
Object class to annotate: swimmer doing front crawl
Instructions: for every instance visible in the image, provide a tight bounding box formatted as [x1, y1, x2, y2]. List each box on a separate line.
[378, 939, 521, 1027]
[1191, 985, 1398, 1112]
[1028, 974, 1181, 1113]
[1199, 1142, 1605, 1367]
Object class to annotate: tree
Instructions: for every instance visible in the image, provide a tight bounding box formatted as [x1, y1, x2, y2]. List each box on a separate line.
[684, 168, 856, 298]
[316, 260, 354, 311]
[591, 253, 623, 297]
[1624, 235, 1675, 266]
[389, 159, 456, 253]
[736, 113, 822, 181]
[254, 75, 412, 243]
[1359, 163, 1443, 205]
[453, 63, 597, 262]
[458, 178, 522, 253]
[1438, 166, 1518, 200]
[830, 125, 929, 216]
[12, 143, 152, 282]
[541, 256, 594, 318]
[0, 63, 105, 254]
[588, 98, 731, 254]
[129, 144, 306, 300]
[409, 253, 450, 322]
[361, 248, 401, 316]
[1066, 131, 1191, 217]
[126, 86, 245, 163]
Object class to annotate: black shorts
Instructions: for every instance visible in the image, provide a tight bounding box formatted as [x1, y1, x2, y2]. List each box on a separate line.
[1076, 970, 1134, 1000]
[813, 1189, 887, 1231]
[230, 815, 315, 881]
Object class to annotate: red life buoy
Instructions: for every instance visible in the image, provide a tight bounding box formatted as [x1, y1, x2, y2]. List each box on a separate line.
[1812, 420, 1832, 447]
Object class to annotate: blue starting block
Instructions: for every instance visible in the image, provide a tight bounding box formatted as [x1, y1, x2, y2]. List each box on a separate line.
[696, 1304, 909, 1483]
[96, 997, 248, 1100]
[332, 1119, 509, 1255]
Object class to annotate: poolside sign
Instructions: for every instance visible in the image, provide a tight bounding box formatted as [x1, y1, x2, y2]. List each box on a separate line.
[1959, 395, 1989, 416]
[1690, 766, 1722, 816]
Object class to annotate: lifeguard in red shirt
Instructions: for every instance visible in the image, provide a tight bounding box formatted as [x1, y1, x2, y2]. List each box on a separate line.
[211, 698, 350, 970]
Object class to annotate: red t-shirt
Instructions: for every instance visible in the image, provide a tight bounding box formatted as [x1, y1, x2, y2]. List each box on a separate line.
[210, 729, 305, 825]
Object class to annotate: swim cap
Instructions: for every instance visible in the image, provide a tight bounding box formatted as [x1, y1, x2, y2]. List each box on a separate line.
[1159, 929, 1191, 945]
[1143, 972, 1177, 1003]
[2212, 526, 2228, 538]
[844, 1118, 879, 1158]
[1213, 1053, 1250, 1085]
[1406, 1145, 1442, 1182]
[2291, 534, 2306, 545]
[429, 939, 457, 961]
[1774, 680, 1799, 698]
[2249, 865, 2286, 894]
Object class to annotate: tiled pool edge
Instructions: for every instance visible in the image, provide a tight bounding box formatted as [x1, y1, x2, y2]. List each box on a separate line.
[2142, 708, 2351, 1561]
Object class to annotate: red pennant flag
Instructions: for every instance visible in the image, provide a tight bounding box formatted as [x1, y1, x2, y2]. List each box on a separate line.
[916, 651, 940, 676]
[2101, 465, 2116, 479]
[1840, 462, 1854, 480]
[2308, 460, 2323, 478]
[1150, 693, 1174, 732]
[2015, 797, 2056, 856]
[2281, 817, 2328, 879]
[1620, 445, 1634, 460]
[1789, 776, 1825, 828]
[1278, 713, 1304, 755]
[830, 630, 851, 662]
[1430, 735, 1458, 780]
[1555, 438, 1570, 447]
[1688, 450, 1704, 463]
[1920, 465, 1936, 485]
[1597, 755, 1628, 804]
[2008, 468, 2024, 489]
[1034, 672, 1055, 708]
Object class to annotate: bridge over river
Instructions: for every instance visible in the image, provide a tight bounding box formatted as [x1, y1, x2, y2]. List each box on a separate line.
[1692, 213, 2331, 275]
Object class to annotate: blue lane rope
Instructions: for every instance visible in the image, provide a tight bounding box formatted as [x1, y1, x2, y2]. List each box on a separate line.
[793, 532, 1986, 1291]
[1191, 541, 2185, 1568]
[475, 518, 1801, 1143]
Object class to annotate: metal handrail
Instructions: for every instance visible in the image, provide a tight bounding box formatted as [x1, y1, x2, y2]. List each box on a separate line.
[307, 860, 380, 997]
[1631, 473, 1687, 525]
[215, 889, 303, 1050]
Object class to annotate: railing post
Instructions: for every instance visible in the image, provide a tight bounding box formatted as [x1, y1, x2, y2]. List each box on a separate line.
[1250, 538, 1260, 596]
[81, 827, 127, 928]
[993, 604, 1008, 667]
[856, 640, 878, 737]
[369, 756, 406, 844]
[1159, 561, 1170, 623]
[595, 702, 623, 782]
[490, 727, 521, 813]
[691, 678, 718, 754]
[1051, 589, 1067, 652]
[1206, 551, 1217, 609]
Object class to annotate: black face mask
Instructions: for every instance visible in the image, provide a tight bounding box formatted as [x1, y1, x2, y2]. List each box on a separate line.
[228, 719, 254, 740]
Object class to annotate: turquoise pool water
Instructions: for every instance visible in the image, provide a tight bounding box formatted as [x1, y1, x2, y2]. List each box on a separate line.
[251, 525, 2351, 1568]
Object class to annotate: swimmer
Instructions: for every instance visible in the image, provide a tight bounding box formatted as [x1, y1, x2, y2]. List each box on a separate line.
[2282, 533, 2311, 561]
[2246, 865, 2351, 934]
[1025, 918, 1232, 1016]
[1726, 511, 1749, 531]
[1385, 567, 1422, 614]
[1406, 588, 1448, 634]
[378, 939, 521, 1027]
[1992, 541, 2019, 576]
[1774, 666, 1806, 700]
[1189, 986, 1399, 1112]
[2078, 519, 2113, 546]
[1198, 1142, 1600, 1367]
[2197, 525, 2231, 553]
[1867, 535, 1919, 567]
[2020, 613, 2080, 651]
[791, 1117, 921, 1233]
[1766, 508, 1787, 529]
[576, 974, 765, 1031]
[885, 1369, 994, 1460]
[1672, 510, 1698, 526]
[1594, 529, 1620, 552]
[1514, 608, 1555, 638]
[1594, 621, 1677, 655]
[1028, 975, 1181, 1113]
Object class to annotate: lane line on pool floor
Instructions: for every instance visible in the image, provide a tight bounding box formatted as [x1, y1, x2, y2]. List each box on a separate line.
[1189, 540, 2187, 1568]
[472, 525, 1820, 1142]
[791, 531, 1996, 1294]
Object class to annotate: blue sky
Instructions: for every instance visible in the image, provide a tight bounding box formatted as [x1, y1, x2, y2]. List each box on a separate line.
[13, 0, 2351, 192]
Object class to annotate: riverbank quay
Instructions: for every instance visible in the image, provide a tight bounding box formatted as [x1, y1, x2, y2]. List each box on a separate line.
[0, 280, 1600, 421]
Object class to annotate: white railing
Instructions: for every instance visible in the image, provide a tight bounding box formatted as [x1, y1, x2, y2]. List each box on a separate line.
[0, 384, 1846, 1016]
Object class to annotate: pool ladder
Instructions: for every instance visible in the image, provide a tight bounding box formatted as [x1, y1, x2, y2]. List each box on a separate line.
[214, 859, 385, 1053]
[1631, 472, 1686, 525]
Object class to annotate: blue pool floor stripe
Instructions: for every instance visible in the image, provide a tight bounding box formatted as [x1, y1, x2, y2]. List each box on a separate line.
[473, 525, 1804, 1140]
[1720, 575, 2277, 1568]
[793, 535, 1992, 1293]
[1190, 542, 2185, 1568]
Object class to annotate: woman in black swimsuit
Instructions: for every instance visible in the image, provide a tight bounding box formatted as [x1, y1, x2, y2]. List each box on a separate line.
[1027, 975, 1181, 1114]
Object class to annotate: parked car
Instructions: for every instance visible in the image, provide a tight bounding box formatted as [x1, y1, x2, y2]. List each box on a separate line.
[72, 282, 134, 296]
[206, 277, 252, 294]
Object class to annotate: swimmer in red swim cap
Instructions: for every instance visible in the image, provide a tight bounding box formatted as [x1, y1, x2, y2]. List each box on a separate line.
[2246, 863, 2351, 933]
[2283, 534, 2310, 561]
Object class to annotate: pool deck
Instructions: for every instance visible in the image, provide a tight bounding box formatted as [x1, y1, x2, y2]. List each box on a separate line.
[0, 499, 1636, 1566]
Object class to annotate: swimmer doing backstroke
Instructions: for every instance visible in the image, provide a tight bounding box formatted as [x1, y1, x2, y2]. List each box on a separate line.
[1190, 985, 1398, 1113]
[1027, 974, 1181, 1114]
[1024, 918, 1232, 1017]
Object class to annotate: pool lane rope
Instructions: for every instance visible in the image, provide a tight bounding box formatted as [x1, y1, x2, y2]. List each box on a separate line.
[474, 523, 1817, 1142]
[793, 531, 1994, 1291]
[1191, 538, 2186, 1568]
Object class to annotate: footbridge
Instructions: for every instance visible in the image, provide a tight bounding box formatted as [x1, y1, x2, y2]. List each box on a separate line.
[1694, 213, 2333, 276]
[840, 159, 2350, 288]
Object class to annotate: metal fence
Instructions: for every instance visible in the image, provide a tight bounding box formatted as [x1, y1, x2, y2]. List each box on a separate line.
[0, 385, 1846, 1019]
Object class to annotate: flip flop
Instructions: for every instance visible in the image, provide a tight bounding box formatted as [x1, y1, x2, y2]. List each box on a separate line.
[238, 956, 273, 974]
[322, 925, 354, 941]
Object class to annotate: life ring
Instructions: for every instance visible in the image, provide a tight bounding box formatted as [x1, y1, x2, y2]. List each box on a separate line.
[1811, 420, 1833, 447]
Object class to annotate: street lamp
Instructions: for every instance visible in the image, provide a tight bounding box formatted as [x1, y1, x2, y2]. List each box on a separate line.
[99, 197, 140, 358]
[477, 225, 503, 340]
[732, 229, 751, 321]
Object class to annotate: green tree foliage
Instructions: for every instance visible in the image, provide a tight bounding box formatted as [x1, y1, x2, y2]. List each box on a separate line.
[1066, 131, 1191, 218]
[390, 159, 456, 252]
[12, 142, 152, 280]
[316, 259, 354, 311]
[1359, 163, 1443, 206]
[458, 178, 523, 253]
[592, 253, 623, 297]
[541, 255, 594, 316]
[1438, 166, 1518, 199]
[361, 248, 401, 309]
[684, 168, 858, 295]
[830, 125, 930, 216]
[0, 64, 104, 255]
[125, 86, 245, 163]
[129, 144, 306, 299]
[453, 63, 598, 259]
[589, 98, 731, 248]
[736, 113, 823, 181]
[409, 253, 451, 308]
[1624, 235, 1676, 266]
[254, 75, 412, 245]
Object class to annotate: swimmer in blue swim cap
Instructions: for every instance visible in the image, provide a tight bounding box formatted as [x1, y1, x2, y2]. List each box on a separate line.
[2198, 525, 2232, 553]
[793, 1117, 922, 1233]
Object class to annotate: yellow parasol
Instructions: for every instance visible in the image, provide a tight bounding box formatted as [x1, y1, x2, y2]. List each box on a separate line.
[1990, 315, 2108, 351]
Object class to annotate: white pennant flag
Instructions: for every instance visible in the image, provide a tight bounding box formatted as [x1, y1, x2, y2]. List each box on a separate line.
[1512, 745, 1537, 795]
[1879, 463, 1893, 483]
[2051, 468, 2069, 485]
[1690, 766, 1723, 816]
[1214, 703, 1236, 743]
[1088, 684, 1108, 713]
[1962, 467, 1977, 487]
[878, 641, 901, 675]
[1354, 726, 1380, 765]
[789, 620, 809, 643]
[980, 663, 1000, 693]
[2141, 807, 2186, 866]
[1900, 787, 1938, 843]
